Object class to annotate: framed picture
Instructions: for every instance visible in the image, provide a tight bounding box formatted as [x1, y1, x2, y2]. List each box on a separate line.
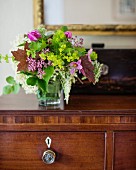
[114, 0, 136, 20]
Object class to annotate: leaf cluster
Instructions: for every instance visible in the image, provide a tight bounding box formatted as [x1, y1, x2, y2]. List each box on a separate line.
[0, 54, 14, 63]
[26, 66, 54, 93]
[27, 39, 47, 58]
[3, 76, 20, 95]
[90, 51, 98, 60]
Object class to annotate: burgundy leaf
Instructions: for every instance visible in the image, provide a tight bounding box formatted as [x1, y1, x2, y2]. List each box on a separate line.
[80, 55, 95, 83]
[11, 42, 29, 71]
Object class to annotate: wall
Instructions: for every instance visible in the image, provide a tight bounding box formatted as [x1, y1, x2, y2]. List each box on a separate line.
[0, 0, 33, 95]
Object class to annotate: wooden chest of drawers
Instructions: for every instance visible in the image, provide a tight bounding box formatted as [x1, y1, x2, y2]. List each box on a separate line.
[0, 91, 136, 170]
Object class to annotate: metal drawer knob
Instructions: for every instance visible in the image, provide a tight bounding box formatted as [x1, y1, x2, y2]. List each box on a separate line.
[42, 137, 56, 164]
[42, 149, 56, 164]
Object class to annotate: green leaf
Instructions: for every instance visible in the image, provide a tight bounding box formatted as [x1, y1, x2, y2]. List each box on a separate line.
[39, 53, 46, 60]
[26, 49, 31, 57]
[12, 56, 15, 62]
[4, 54, 9, 63]
[29, 41, 41, 51]
[26, 49, 36, 58]
[38, 79, 47, 92]
[38, 27, 46, 36]
[6, 76, 16, 85]
[3, 85, 13, 94]
[76, 47, 86, 56]
[18, 42, 25, 47]
[26, 77, 37, 86]
[43, 66, 54, 85]
[13, 84, 20, 94]
[90, 51, 98, 60]
[61, 26, 68, 32]
[41, 39, 47, 49]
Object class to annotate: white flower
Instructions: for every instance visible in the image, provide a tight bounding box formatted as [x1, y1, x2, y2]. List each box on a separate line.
[63, 78, 72, 104]
[59, 70, 76, 104]
[15, 73, 38, 94]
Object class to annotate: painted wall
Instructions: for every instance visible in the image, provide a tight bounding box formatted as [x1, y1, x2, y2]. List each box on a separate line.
[0, 0, 33, 95]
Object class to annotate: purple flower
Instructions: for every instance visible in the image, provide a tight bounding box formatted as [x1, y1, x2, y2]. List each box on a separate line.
[65, 31, 72, 39]
[38, 68, 45, 79]
[87, 48, 93, 62]
[27, 57, 37, 71]
[27, 30, 41, 41]
[27, 57, 47, 79]
[70, 60, 82, 75]
[71, 36, 84, 47]
[37, 59, 47, 68]
[43, 48, 50, 53]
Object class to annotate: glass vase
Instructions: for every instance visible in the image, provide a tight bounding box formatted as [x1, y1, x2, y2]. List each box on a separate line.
[37, 80, 64, 109]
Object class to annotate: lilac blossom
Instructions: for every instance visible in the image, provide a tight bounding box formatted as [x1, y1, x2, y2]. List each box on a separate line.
[65, 31, 72, 39]
[71, 36, 84, 47]
[47, 60, 52, 66]
[37, 59, 47, 68]
[37, 68, 45, 79]
[42, 48, 50, 53]
[27, 57, 47, 79]
[70, 60, 82, 75]
[27, 57, 37, 71]
[27, 30, 41, 41]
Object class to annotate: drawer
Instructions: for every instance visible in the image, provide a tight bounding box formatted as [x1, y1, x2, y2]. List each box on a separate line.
[0, 132, 105, 170]
[114, 131, 136, 170]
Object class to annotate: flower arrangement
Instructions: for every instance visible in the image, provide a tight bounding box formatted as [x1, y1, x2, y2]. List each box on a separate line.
[0, 26, 102, 104]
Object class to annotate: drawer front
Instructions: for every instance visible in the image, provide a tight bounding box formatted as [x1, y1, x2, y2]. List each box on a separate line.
[0, 132, 105, 170]
[114, 131, 136, 170]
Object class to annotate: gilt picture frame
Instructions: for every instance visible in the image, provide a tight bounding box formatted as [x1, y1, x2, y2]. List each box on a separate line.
[33, 0, 136, 35]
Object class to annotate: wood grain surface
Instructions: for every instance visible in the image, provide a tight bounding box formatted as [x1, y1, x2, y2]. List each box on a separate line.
[0, 91, 136, 170]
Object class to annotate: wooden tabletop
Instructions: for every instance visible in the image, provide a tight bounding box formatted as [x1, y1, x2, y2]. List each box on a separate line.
[0, 89, 136, 111]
